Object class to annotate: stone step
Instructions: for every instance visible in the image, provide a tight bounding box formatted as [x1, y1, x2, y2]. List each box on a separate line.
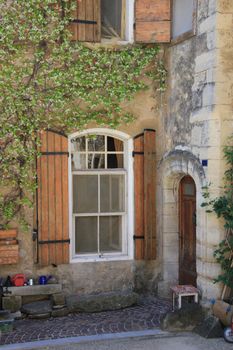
[67, 291, 139, 313]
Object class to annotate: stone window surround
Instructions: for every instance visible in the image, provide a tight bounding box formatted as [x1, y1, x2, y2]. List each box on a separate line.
[68, 128, 134, 263]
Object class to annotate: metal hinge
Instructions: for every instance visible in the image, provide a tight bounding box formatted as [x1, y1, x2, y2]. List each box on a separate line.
[41, 152, 69, 156]
[72, 19, 97, 25]
[133, 235, 144, 240]
[38, 239, 70, 244]
[132, 151, 144, 157]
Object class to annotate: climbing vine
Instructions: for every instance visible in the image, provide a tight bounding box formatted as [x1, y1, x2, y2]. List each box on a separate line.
[0, 0, 166, 228]
[202, 136, 233, 287]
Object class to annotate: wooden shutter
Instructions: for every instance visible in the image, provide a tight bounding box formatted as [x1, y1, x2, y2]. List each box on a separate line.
[0, 229, 19, 265]
[135, 0, 171, 43]
[134, 129, 156, 260]
[37, 130, 70, 266]
[70, 0, 101, 42]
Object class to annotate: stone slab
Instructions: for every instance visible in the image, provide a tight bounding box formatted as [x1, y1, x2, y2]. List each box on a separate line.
[67, 291, 139, 313]
[3, 284, 62, 296]
[21, 300, 52, 315]
[161, 304, 205, 331]
[2, 296, 22, 312]
[51, 293, 66, 306]
[51, 307, 69, 318]
[28, 313, 51, 320]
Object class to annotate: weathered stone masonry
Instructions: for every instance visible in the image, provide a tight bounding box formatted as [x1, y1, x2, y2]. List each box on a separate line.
[1, 0, 232, 301]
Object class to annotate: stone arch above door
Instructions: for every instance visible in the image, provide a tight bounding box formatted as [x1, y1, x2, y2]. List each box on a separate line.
[157, 149, 207, 297]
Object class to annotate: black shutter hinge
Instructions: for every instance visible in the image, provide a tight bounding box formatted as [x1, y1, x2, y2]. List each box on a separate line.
[41, 152, 69, 157]
[132, 151, 144, 157]
[133, 235, 144, 240]
[72, 19, 97, 25]
[38, 239, 70, 244]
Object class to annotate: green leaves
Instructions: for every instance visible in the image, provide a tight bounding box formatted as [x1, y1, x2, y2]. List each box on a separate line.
[202, 136, 233, 287]
[0, 0, 166, 228]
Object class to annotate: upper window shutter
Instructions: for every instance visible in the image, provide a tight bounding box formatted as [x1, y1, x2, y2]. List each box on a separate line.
[134, 129, 156, 260]
[135, 0, 171, 43]
[70, 0, 101, 42]
[37, 130, 70, 266]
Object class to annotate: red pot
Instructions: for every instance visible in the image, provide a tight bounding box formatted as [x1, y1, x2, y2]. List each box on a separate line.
[11, 274, 26, 287]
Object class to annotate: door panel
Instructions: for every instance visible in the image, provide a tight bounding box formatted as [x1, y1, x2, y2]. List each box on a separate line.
[179, 176, 197, 286]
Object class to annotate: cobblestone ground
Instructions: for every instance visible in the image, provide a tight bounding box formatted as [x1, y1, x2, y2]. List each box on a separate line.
[0, 297, 171, 345]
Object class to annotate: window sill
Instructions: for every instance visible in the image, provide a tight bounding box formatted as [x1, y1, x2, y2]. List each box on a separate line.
[70, 255, 133, 263]
[170, 30, 195, 46]
[83, 40, 132, 50]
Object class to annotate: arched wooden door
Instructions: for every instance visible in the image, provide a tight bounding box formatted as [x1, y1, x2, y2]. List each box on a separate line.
[179, 176, 197, 286]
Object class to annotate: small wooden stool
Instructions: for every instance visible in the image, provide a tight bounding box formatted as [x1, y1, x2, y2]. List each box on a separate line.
[170, 285, 199, 311]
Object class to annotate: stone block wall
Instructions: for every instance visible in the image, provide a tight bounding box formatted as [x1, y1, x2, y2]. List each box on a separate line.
[159, 0, 233, 300]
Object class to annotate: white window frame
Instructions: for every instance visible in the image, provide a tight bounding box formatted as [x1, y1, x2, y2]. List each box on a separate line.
[68, 128, 134, 263]
[125, 0, 134, 43]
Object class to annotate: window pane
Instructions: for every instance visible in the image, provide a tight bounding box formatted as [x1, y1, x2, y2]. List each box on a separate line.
[75, 217, 98, 254]
[99, 216, 122, 252]
[72, 153, 86, 170]
[73, 175, 98, 213]
[101, 0, 122, 38]
[107, 137, 123, 152]
[71, 136, 86, 152]
[88, 153, 105, 169]
[100, 175, 125, 212]
[88, 135, 105, 152]
[107, 154, 123, 168]
[172, 0, 193, 38]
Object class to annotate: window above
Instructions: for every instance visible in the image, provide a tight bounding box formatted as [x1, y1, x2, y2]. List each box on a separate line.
[70, 0, 171, 44]
[70, 0, 133, 43]
[172, 0, 196, 41]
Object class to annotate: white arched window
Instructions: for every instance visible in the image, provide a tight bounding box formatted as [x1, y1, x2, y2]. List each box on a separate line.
[69, 129, 133, 261]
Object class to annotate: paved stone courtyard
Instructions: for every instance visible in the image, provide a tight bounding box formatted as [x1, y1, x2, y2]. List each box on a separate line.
[0, 297, 171, 345]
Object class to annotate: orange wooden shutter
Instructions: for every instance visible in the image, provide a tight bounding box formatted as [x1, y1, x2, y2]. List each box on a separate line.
[134, 129, 156, 260]
[70, 0, 101, 42]
[37, 130, 69, 266]
[134, 133, 145, 259]
[135, 0, 171, 43]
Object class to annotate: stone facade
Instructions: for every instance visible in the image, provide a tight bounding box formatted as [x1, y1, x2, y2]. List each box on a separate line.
[0, 0, 232, 302]
[158, 0, 233, 299]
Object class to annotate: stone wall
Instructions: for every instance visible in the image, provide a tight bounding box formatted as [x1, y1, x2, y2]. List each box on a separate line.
[1, 0, 232, 301]
[158, 0, 233, 300]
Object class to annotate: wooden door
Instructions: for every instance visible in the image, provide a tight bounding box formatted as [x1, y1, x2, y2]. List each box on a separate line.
[179, 176, 197, 286]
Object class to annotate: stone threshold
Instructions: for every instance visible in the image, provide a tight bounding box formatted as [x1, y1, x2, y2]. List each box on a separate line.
[3, 285, 62, 296]
[0, 329, 172, 350]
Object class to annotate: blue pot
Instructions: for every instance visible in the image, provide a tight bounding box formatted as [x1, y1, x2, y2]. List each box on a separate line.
[39, 276, 47, 285]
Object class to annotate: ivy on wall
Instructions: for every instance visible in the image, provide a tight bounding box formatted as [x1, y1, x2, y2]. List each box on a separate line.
[202, 136, 233, 287]
[0, 0, 166, 228]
